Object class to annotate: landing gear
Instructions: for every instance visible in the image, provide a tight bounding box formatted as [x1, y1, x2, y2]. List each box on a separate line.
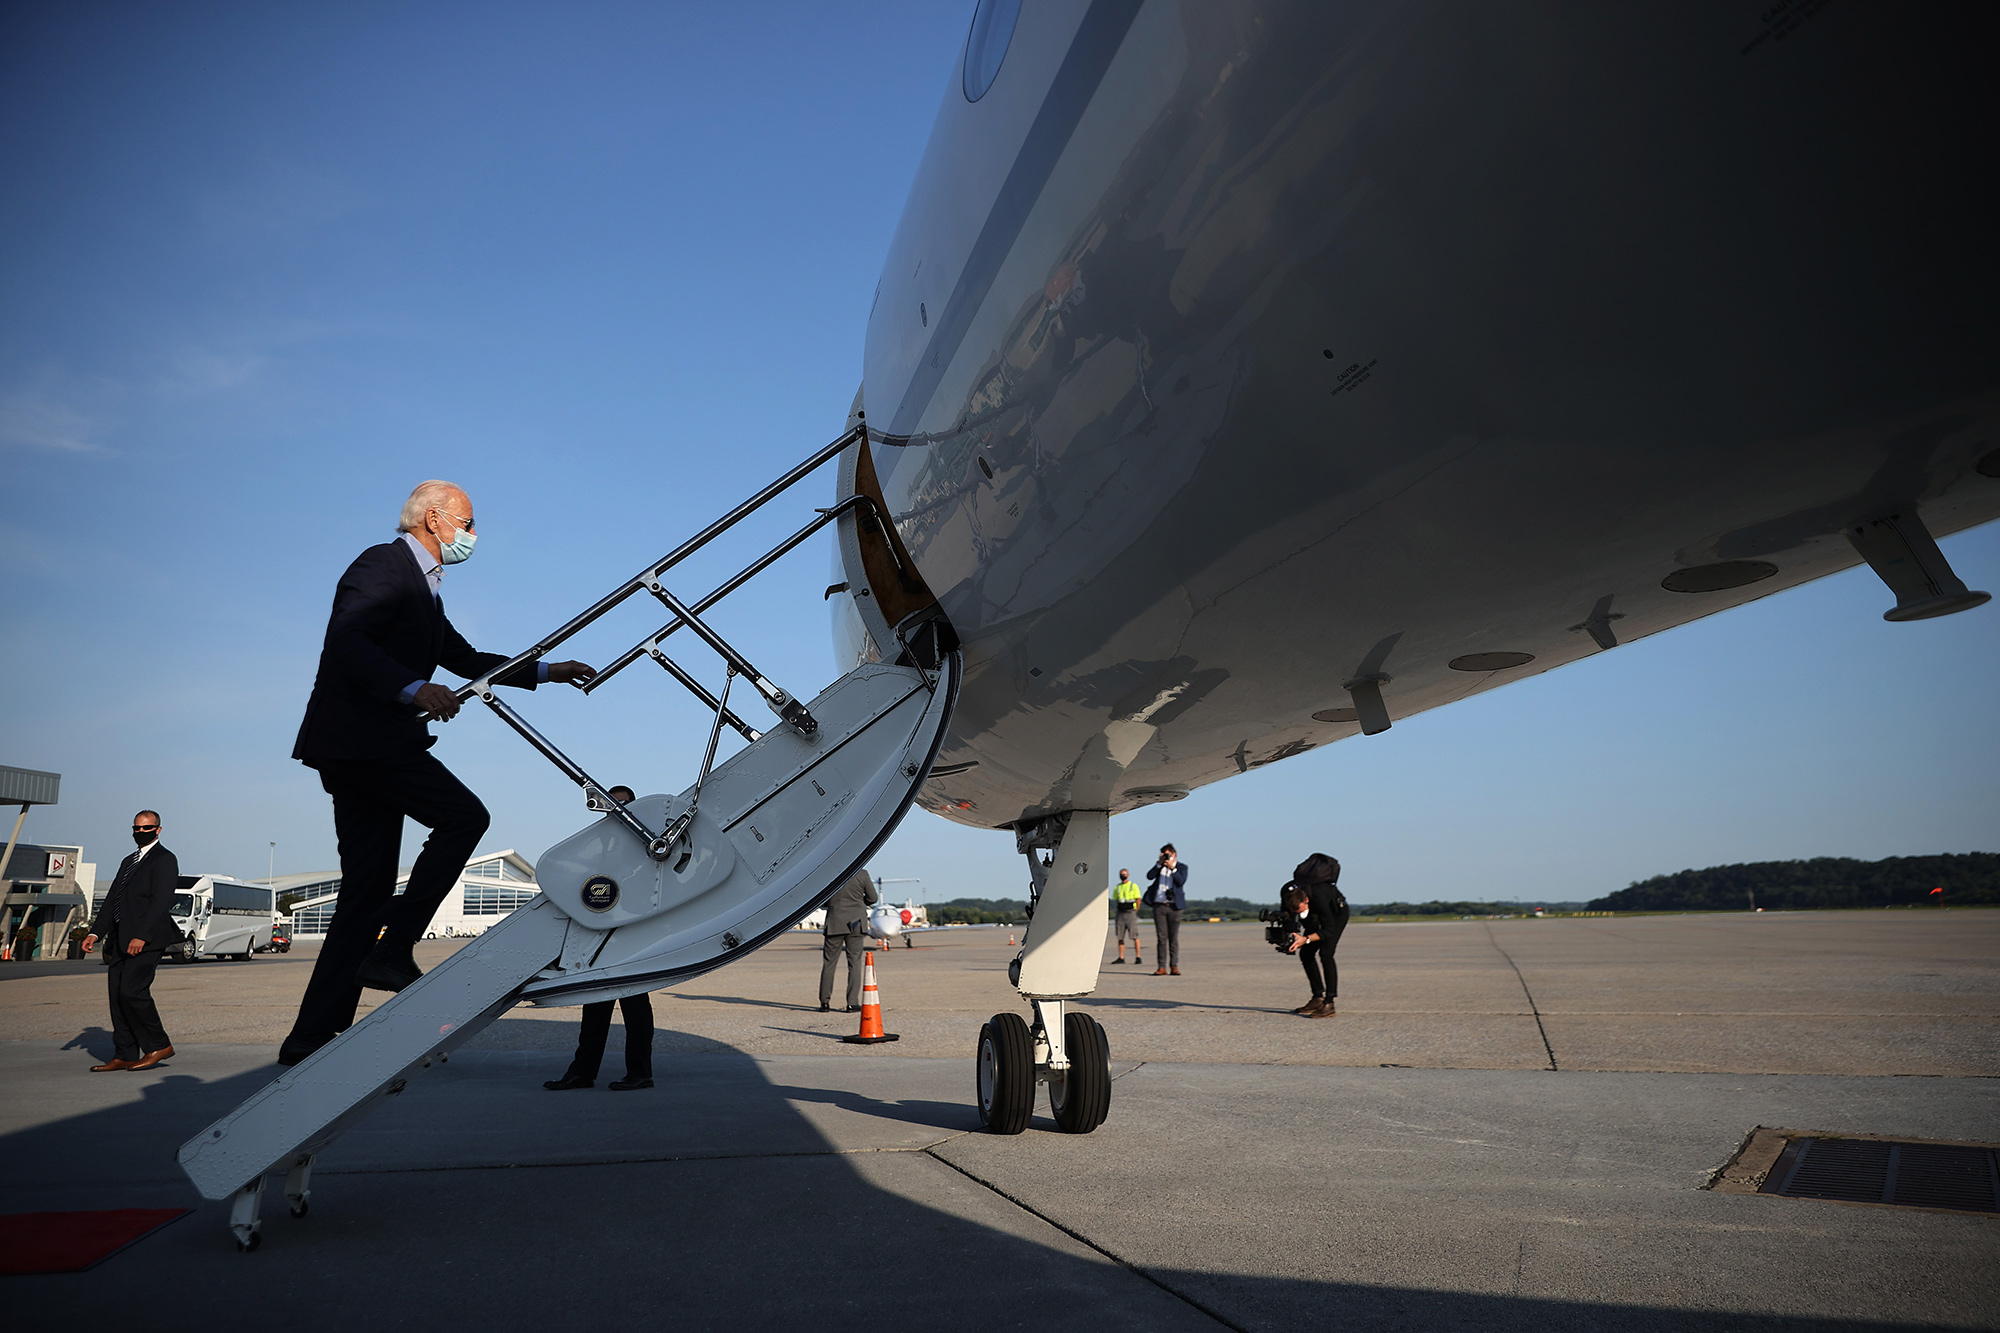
[971, 809, 1117, 1134]
[977, 1012, 1034, 1135]
[1047, 1011, 1110, 1134]
[977, 1005, 1112, 1134]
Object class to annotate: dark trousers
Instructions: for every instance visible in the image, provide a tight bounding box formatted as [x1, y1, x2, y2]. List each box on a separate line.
[564, 994, 654, 1081]
[1298, 943, 1330, 997]
[282, 752, 490, 1060]
[105, 945, 170, 1060]
[1298, 900, 1350, 997]
[1153, 906, 1182, 968]
[821, 932, 866, 1007]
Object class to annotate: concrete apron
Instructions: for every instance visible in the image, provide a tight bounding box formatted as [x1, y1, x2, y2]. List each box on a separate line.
[3, 1039, 1996, 1331]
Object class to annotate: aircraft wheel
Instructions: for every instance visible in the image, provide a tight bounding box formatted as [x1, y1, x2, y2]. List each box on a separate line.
[976, 1013, 1034, 1134]
[1048, 1012, 1111, 1134]
[237, 1230, 261, 1253]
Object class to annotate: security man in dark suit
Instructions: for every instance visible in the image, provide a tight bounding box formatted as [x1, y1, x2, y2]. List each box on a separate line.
[280, 480, 595, 1067]
[81, 810, 184, 1071]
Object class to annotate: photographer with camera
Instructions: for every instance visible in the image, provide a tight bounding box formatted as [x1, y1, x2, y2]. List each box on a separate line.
[1281, 853, 1348, 1018]
[1142, 844, 1188, 976]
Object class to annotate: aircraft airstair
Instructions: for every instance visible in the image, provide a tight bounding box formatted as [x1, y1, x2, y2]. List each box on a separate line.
[177, 421, 960, 1249]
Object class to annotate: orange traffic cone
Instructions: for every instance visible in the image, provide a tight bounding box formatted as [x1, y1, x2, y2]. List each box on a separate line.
[841, 950, 900, 1044]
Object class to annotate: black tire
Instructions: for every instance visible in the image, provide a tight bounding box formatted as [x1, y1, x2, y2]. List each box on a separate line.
[1048, 1012, 1111, 1134]
[976, 1012, 1034, 1134]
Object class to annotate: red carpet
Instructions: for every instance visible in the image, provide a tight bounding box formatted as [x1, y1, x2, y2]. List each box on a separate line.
[0, 1209, 190, 1274]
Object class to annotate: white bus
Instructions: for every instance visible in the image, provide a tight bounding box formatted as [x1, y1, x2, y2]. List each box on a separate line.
[170, 876, 276, 962]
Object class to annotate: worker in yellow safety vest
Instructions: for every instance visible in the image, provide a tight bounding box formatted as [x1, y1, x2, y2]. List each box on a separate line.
[1109, 868, 1143, 966]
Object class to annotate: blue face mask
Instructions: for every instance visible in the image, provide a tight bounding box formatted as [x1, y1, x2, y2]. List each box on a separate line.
[439, 524, 477, 565]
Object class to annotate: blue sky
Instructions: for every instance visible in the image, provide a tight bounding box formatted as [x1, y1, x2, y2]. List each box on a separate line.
[3, 3, 1994, 907]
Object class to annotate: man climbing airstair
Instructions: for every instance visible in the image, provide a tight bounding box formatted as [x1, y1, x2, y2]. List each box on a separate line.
[179, 420, 962, 1250]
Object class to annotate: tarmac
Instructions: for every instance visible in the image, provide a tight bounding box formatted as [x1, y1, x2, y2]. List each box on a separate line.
[3, 910, 1996, 1330]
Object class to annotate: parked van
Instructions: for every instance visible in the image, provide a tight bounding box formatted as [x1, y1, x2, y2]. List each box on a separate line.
[170, 876, 276, 962]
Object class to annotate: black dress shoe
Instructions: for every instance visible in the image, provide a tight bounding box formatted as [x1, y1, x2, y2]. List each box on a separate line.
[278, 1034, 332, 1067]
[845, 1004, 861, 1013]
[543, 1074, 594, 1091]
[819, 1002, 830, 1012]
[608, 1076, 654, 1091]
[356, 944, 421, 993]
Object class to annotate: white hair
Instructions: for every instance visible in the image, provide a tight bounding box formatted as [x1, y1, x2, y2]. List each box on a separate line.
[398, 480, 465, 533]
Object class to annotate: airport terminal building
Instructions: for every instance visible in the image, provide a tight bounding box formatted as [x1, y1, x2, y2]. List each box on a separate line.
[281, 850, 540, 941]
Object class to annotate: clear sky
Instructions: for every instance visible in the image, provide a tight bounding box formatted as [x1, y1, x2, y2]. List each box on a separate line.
[3, 3, 1994, 909]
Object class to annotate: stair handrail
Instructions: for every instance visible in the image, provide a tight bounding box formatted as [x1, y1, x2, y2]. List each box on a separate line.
[449, 421, 861, 707]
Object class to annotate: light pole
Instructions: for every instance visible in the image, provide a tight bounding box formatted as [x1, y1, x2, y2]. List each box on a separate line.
[268, 842, 276, 888]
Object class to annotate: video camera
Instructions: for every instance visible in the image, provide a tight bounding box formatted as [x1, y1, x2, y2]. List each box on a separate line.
[1258, 906, 1296, 953]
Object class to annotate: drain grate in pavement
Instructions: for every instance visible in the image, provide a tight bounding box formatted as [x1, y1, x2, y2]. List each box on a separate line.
[1761, 1136, 1998, 1213]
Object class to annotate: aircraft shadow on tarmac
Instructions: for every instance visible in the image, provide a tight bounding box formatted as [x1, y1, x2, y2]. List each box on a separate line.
[1074, 995, 1282, 1014]
[3, 1032, 1963, 1332]
[760, 1081, 980, 1134]
[669, 990, 833, 1012]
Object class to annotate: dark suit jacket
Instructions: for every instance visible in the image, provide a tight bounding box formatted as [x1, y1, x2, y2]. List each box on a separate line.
[90, 845, 184, 951]
[293, 539, 536, 764]
[1143, 862, 1188, 911]
[1303, 881, 1348, 943]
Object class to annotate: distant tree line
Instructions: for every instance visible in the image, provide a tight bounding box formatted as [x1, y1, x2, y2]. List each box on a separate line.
[1180, 897, 1263, 920]
[1350, 900, 1523, 917]
[930, 898, 1027, 924]
[929, 895, 1268, 923]
[1587, 853, 1997, 912]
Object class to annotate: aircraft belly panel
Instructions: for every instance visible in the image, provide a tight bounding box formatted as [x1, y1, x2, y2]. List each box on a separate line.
[859, 1, 2000, 827]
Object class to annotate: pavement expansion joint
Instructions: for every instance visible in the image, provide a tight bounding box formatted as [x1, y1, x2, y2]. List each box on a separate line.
[1485, 924, 1558, 1071]
[923, 1146, 1252, 1333]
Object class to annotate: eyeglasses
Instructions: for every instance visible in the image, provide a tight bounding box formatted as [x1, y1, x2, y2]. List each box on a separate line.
[132, 824, 159, 832]
[432, 507, 475, 532]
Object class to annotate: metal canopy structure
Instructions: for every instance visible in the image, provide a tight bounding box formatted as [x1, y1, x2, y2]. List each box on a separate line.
[0, 767, 61, 808]
[0, 766, 62, 962]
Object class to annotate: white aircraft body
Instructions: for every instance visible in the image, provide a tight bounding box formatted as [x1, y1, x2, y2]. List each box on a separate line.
[833, 0, 1998, 827]
[179, 2, 1998, 1244]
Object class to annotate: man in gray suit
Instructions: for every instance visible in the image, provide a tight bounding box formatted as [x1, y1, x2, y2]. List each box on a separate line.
[818, 869, 878, 1012]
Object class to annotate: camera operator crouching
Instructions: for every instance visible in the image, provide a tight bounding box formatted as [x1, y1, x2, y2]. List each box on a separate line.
[1281, 853, 1348, 1018]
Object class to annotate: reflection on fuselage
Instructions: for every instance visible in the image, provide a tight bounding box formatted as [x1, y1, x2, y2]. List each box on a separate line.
[835, 0, 2000, 830]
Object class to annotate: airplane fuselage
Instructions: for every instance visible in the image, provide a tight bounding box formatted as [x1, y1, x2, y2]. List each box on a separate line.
[836, 0, 2000, 830]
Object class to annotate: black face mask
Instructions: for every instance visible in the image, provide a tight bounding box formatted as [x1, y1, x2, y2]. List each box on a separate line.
[133, 829, 158, 847]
